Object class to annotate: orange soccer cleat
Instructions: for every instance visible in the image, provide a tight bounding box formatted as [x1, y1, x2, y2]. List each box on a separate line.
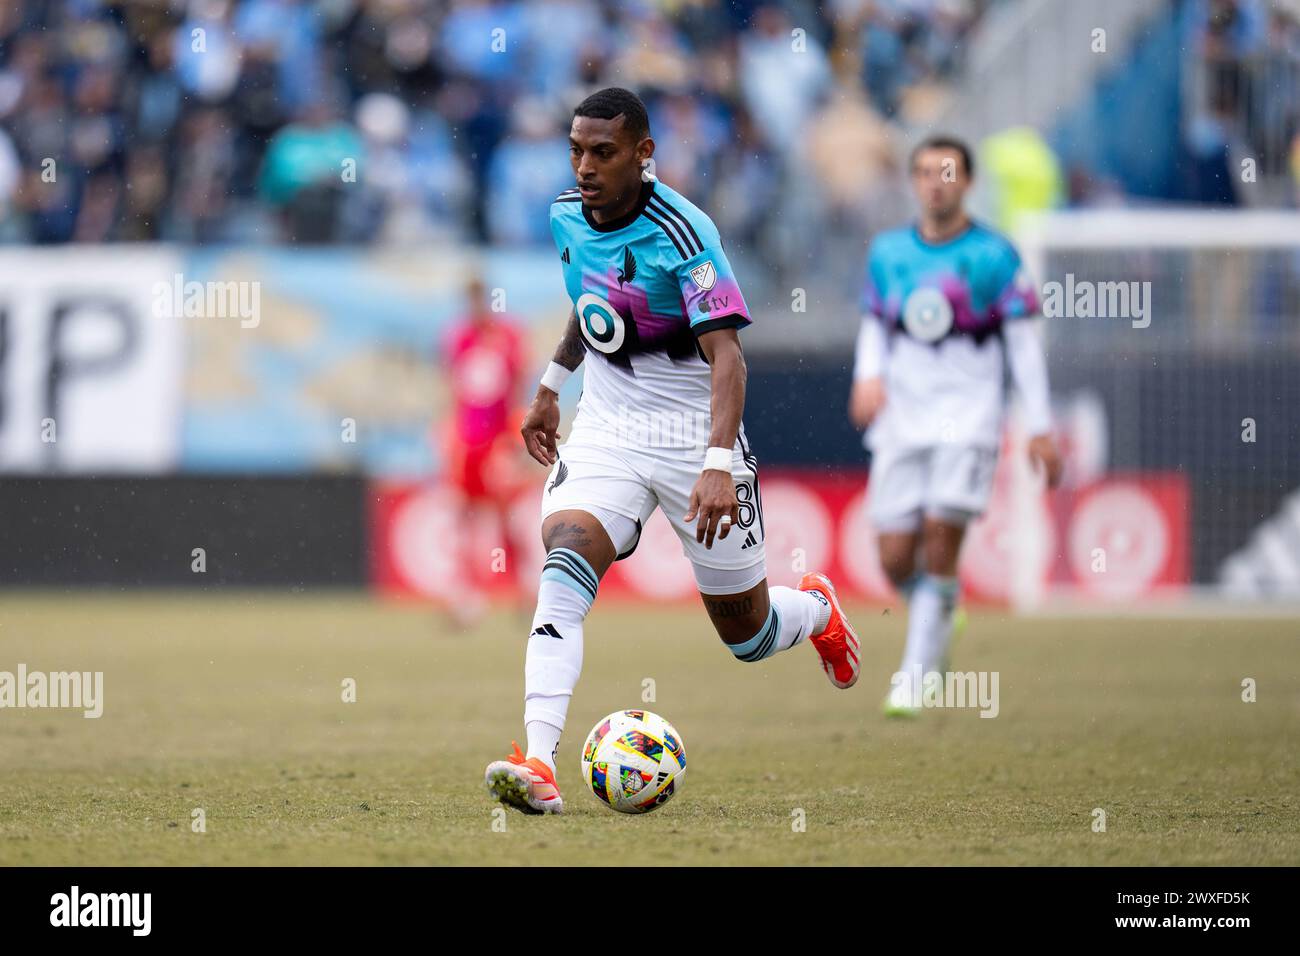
[484, 741, 564, 814]
[799, 572, 861, 689]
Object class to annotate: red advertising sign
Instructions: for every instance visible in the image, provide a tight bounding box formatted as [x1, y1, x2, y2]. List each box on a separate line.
[371, 467, 1188, 606]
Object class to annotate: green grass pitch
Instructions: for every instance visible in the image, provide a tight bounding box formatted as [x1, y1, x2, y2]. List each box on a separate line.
[1, 593, 1296, 865]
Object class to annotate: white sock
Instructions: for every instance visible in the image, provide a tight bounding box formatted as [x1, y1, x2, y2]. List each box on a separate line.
[727, 586, 823, 662]
[798, 585, 834, 637]
[525, 720, 562, 772]
[523, 548, 598, 768]
[898, 574, 958, 687]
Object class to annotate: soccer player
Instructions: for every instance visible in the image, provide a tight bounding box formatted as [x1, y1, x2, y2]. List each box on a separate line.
[484, 88, 861, 814]
[440, 274, 528, 622]
[848, 135, 1062, 717]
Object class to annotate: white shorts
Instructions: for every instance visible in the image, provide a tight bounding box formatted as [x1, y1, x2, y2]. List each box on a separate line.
[540, 436, 768, 593]
[867, 443, 998, 533]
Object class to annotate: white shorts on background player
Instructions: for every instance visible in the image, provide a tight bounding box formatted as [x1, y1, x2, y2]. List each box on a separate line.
[540, 424, 767, 595]
[867, 441, 997, 532]
[864, 334, 1006, 532]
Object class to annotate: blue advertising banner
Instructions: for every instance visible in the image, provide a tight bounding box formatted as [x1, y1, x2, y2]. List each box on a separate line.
[179, 246, 570, 477]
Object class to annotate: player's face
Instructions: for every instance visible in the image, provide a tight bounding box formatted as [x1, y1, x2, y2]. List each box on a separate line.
[910, 147, 970, 219]
[569, 115, 652, 213]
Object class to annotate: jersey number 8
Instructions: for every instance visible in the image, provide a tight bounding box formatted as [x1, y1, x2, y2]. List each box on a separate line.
[734, 479, 757, 530]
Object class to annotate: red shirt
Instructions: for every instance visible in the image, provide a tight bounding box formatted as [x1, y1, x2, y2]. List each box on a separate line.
[444, 314, 525, 448]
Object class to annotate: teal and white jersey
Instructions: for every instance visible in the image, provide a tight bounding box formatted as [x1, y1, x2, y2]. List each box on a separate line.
[861, 221, 1039, 450]
[550, 179, 750, 454]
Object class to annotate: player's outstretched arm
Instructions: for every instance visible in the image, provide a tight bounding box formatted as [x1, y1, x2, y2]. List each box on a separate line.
[848, 316, 886, 429]
[1004, 318, 1063, 488]
[521, 309, 584, 466]
[685, 328, 745, 549]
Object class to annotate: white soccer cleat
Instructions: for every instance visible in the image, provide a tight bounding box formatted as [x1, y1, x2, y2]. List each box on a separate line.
[484, 741, 564, 814]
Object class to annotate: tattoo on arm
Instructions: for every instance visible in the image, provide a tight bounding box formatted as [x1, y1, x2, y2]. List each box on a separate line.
[553, 309, 586, 371]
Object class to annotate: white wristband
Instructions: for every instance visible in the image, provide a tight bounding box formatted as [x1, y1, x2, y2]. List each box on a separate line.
[539, 362, 572, 394]
[703, 446, 732, 473]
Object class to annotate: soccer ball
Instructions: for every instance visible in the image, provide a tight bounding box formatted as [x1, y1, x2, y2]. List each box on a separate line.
[580, 709, 686, 814]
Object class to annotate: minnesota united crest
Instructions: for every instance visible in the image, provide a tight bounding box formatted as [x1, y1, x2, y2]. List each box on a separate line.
[617, 246, 637, 286]
[547, 460, 569, 494]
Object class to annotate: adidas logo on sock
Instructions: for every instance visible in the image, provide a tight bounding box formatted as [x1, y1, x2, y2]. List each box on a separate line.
[530, 623, 564, 639]
[740, 531, 758, 550]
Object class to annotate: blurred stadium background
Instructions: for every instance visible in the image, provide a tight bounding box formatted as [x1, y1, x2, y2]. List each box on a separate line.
[1, 0, 1298, 612]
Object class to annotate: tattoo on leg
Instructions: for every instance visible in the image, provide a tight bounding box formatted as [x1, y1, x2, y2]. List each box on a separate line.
[544, 522, 593, 552]
[704, 596, 755, 620]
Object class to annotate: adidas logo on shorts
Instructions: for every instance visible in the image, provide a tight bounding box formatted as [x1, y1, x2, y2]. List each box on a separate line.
[740, 531, 758, 550]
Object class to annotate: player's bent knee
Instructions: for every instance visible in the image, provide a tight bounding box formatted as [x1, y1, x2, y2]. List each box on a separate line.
[700, 579, 771, 650]
[720, 603, 781, 663]
[539, 546, 601, 607]
[540, 510, 617, 579]
[922, 518, 968, 578]
[711, 608, 770, 648]
[881, 556, 915, 588]
[877, 535, 918, 588]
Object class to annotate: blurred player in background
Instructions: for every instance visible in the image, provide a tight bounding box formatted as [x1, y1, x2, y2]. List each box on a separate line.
[849, 135, 1063, 717]
[484, 88, 861, 814]
[441, 274, 529, 623]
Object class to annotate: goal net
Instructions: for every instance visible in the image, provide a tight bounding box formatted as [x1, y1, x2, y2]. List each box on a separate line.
[1006, 209, 1300, 610]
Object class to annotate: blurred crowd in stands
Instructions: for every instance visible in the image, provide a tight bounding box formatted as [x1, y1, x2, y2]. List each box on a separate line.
[0, 0, 1295, 251]
[0, 0, 996, 248]
[1183, 0, 1300, 203]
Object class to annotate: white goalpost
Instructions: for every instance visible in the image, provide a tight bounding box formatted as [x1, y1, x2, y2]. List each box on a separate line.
[1010, 209, 1300, 612]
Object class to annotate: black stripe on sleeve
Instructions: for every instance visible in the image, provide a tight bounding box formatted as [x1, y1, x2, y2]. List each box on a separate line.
[643, 208, 690, 260]
[649, 195, 704, 255]
[647, 196, 700, 257]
